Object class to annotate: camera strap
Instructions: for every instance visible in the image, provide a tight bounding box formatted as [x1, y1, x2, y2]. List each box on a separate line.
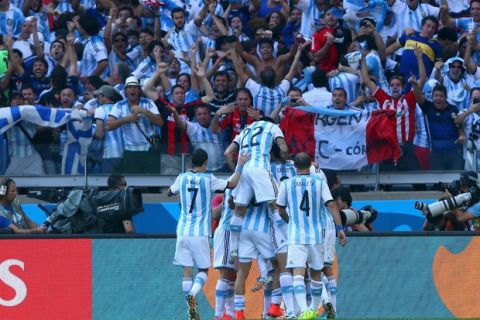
[134, 121, 154, 146]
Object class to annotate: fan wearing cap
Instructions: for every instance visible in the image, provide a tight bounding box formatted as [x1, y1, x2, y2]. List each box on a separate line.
[106, 75, 164, 174]
[432, 57, 475, 111]
[91, 85, 124, 173]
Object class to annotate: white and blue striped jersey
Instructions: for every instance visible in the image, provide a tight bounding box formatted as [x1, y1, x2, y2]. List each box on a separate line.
[114, 83, 126, 99]
[80, 0, 96, 9]
[27, 10, 51, 42]
[9, 0, 24, 9]
[0, 5, 24, 38]
[328, 72, 360, 104]
[218, 188, 233, 231]
[441, 74, 474, 111]
[276, 174, 333, 245]
[246, 78, 290, 117]
[170, 171, 228, 236]
[55, 0, 73, 13]
[79, 35, 109, 79]
[296, 0, 323, 38]
[167, 20, 199, 55]
[233, 120, 284, 170]
[270, 160, 297, 184]
[243, 202, 271, 234]
[366, 51, 389, 92]
[413, 104, 430, 149]
[271, 160, 325, 184]
[131, 56, 156, 81]
[6, 122, 37, 158]
[185, 121, 225, 171]
[108, 97, 160, 151]
[389, 1, 439, 36]
[94, 103, 124, 159]
[108, 50, 136, 76]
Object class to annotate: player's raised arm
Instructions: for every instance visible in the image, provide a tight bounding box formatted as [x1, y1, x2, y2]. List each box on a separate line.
[224, 141, 240, 171]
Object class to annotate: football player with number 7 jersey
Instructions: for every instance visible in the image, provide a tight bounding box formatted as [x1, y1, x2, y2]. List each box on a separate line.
[168, 148, 249, 320]
[276, 152, 346, 320]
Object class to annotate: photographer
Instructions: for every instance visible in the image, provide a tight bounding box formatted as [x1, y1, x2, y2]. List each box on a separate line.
[0, 177, 46, 234]
[103, 174, 135, 234]
[332, 185, 373, 231]
[449, 171, 480, 226]
[417, 171, 480, 229]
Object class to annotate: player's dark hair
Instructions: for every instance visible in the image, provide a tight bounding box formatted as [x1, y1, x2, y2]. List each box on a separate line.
[192, 148, 208, 167]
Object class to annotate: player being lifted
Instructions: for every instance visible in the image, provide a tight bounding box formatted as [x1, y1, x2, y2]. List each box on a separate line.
[276, 152, 347, 320]
[224, 115, 288, 257]
[168, 148, 249, 320]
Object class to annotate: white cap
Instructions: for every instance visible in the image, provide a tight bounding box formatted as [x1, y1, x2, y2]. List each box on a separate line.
[125, 76, 141, 87]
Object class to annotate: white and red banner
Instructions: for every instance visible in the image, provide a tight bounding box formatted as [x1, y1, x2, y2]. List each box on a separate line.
[294, 107, 400, 170]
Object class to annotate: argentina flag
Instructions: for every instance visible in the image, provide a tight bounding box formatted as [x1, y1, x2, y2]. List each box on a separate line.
[343, 0, 388, 32]
[0, 105, 85, 134]
[0, 105, 93, 175]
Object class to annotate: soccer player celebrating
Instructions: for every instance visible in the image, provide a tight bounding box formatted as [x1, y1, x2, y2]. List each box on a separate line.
[224, 116, 288, 257]
[276, 153, 347, 320]
[168, 148, 249, 320]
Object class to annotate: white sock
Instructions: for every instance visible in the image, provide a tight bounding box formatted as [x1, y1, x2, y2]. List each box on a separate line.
[279, 272, 294, 314]
[293, 275, 308, 312]
[229, 215, 244, 254]
[214, 278, 229, 316]
[305, 274, 312, 306]
[328, 276, 337, 311]
[271, 287, 282, 305]
[263, 283, 272, 315]
[225, 281, 235, 316]
[190, 271, 208, 297]
[310, 279, 323, 311]
[182, 278, 193, 295]
[234, 294, 245, 311]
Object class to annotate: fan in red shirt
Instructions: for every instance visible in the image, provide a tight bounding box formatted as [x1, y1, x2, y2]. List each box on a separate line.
[211, 88, 262, 144]
[361, 46, 427, 171]
[310, 8, 352, 72]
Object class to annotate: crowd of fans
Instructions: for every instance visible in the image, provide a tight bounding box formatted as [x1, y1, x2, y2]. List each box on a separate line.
[0, 0, 480, 177]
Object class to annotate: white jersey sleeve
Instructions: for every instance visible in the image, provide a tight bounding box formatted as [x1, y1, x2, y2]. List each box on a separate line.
[108, 102, 122, 119]
[210, 175, 228, 193]
[321, 178, 333, 204]
[170, 175, 181, 195]
[276, 180, 288, 207]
